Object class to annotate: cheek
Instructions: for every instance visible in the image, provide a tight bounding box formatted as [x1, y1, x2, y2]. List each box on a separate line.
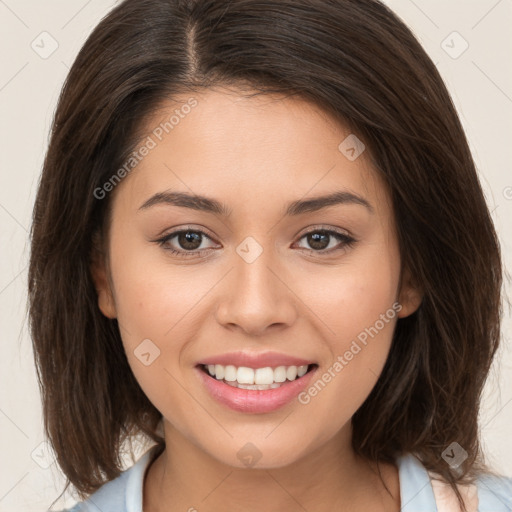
[112, 270, 208, 377]
[108, 255, 197, 418]
[304, 243, 400, 343]
[297, 242, 401, 402]
[108, 222, 207, 342]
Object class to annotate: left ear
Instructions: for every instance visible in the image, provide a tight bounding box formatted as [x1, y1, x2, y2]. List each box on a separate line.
[396, 268, 423, 318]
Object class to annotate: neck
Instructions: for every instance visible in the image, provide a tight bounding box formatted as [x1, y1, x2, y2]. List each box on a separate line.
[143, 421, 400, 512]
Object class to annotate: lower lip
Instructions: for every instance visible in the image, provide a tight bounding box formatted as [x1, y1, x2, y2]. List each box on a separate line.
[195, 365, 318, 414]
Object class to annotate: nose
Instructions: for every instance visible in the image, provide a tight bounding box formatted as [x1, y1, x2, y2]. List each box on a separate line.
[214, 246, 298, 336]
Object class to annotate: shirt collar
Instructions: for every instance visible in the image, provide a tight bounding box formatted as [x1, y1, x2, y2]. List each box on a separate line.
[126, 444, 162, 512]
[396, 452, 437, 511]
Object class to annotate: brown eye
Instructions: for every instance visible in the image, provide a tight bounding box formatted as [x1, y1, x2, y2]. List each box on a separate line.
[156, 228, 217, 258]
[295, 228, 356, 254]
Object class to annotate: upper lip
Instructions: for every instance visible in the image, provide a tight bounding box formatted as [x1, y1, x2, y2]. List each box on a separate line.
[197, 351, 316, 369]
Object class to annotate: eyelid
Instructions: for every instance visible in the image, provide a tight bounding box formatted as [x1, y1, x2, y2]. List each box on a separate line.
[295, 224, 353, 239]
[156, 224, 217, 239]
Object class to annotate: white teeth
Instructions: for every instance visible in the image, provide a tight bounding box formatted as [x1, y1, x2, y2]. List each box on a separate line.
[214, 364, 225, 380]
[254, 367, 274, 385]
[237, 366, 255, 384]
[273, 366, 287, 383]
[297, 365, 308, 377]
[286, 366, 298, 380]
[203, 363, 311, 385]
[224, 365, 237, 382]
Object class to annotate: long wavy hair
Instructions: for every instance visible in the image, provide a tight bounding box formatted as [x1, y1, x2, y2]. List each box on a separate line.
[28, 0, 503, 509]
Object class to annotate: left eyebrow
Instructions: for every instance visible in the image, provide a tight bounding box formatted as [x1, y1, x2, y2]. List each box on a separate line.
[285, 190, 374, 215]
[138, 189, 374, 216]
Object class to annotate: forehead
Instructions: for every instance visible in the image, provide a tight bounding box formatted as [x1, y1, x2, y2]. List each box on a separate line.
[110, 87, 389, 218]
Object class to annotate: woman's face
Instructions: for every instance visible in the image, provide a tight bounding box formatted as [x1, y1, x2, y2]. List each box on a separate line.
[93, 87, 420, 468]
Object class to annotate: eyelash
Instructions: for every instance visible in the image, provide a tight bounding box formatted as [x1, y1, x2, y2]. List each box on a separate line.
[154, 226, 356, 258]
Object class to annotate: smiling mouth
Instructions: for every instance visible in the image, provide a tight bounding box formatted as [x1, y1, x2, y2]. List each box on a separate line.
[197, 363, 319, 390]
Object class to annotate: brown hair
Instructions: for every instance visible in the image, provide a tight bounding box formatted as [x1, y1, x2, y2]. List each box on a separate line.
[28, 0, 503, 509]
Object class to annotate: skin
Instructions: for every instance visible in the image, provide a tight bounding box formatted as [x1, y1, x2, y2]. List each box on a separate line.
[91, 87, 422, 512]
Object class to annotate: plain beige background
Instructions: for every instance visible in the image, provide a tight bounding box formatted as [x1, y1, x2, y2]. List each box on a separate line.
[0, 0, 511, 510]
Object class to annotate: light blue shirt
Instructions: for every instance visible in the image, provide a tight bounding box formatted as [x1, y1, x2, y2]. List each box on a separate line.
[59, 445, 512, 511]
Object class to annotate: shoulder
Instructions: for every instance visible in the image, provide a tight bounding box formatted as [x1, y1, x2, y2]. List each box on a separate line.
[56, 445, 161, 512]
[396, 453, 512, 511]
[430, 471, 512, 512]
[474, 471, 512, 511]
[55, 470, 132, 512]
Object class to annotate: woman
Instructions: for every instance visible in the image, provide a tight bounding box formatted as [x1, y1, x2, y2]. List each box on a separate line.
[28, 0, 512, 510]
